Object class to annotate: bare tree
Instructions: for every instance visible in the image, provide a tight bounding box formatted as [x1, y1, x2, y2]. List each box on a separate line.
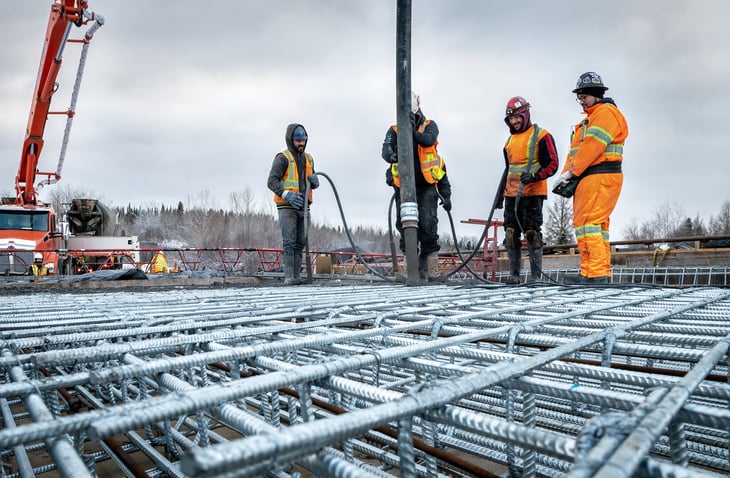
[709, 200, 730, 235]
[544, 198, 575, 245]
[44, 183, 100, 215]
[645, 201, 688, 238]
[227, 188, 259, 245]
[622, 217, 642, 240]
[228, 188, 258, 216]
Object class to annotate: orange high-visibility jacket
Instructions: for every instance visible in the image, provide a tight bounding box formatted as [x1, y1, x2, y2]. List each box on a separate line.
[563, 101, 628, 176]
[273, 149, 314, 206]
[390, 120, 446, 188]
[503, 124, 551, 197]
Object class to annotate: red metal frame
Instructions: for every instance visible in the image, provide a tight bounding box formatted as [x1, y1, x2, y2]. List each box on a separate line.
[461, 218, 503, 281]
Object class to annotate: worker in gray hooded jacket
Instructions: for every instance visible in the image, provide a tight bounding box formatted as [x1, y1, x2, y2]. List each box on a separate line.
[267, 123, 319, 285]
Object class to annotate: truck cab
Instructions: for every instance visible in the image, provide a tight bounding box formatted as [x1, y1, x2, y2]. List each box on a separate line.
[0, 202, 60, 275]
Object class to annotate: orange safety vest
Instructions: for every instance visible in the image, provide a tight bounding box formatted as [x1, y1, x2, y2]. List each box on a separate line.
[503, 124, 549, 197]
[273, 149, 315, 205]
[390, 120, 446, 188]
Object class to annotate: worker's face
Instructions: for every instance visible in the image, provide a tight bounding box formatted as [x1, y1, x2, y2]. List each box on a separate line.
[292, 139, 306, 153]
[576, 94, 599, 111]
[507, 115, 523, 131]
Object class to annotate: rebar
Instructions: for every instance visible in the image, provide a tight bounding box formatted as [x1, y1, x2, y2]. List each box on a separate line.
[1, 284, 729, 477]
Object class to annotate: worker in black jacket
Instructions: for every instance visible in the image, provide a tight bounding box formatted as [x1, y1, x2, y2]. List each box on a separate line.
[382, 92, 452, 280]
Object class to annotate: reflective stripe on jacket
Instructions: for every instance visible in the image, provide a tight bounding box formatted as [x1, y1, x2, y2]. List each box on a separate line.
[390, 120, 446, 188]
[564, 101, 628, 177]
[273, 150, 314, 205]
[503, 124, 548, 197]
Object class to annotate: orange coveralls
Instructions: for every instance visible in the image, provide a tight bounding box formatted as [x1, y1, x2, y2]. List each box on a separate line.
[561, 101, 628, 279]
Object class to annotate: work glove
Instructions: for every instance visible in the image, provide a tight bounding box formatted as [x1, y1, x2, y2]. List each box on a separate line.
[385, 169, 395, 187]
[440, 196, 452, 212]
[282, 191, 304, 209]
[520, 172, 538, 184]
[308, 174, 319, 189]
[556, 170, 574, 186]
[386, 153, 398, 164]
[495, 196, 504, 210]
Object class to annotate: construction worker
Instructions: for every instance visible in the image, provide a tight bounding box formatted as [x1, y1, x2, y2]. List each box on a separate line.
[555, 72, 628, 284]
[382, 92, 452, 281]
[29, 253, 48, 276]
[497, 96, 559, 284]
[150, 251, 169, 274]
[267, 123, 319, 285]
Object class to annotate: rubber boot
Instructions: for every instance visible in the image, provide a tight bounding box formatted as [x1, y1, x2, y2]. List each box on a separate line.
[283, 251, 300, 286]
[525, 230, 543, 283]
[294, 250, 304, 284]
[426, 253, 440, 281]
[418, 255, 429, 281]
[397, 259, 407, 282]
[527, 246, 543, 282]
[505, 247, 521, 285]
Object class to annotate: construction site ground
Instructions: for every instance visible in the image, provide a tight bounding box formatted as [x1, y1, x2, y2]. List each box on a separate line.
[1, 271, 729, 477]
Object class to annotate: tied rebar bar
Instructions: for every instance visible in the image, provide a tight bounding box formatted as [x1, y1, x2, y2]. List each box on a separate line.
[0, 283, 729, 477]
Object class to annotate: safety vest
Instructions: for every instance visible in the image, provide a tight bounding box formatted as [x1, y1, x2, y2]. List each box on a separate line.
[150, 252, 169, 274]
[503, 124, 548, 197]
[273, 149, 315, 205]
[390, 120, 446, 188]
[567, 102, 627, 175]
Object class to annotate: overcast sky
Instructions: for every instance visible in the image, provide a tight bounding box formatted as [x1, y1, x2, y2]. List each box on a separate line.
[2, 1, 729, 245]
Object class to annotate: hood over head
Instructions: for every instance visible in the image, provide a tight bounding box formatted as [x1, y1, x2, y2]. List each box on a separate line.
[285, 123, 308, 152]
[504, 96, 532, 134]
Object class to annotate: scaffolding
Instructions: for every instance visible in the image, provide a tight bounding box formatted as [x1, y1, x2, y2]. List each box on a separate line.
[1, 283, 729, 477]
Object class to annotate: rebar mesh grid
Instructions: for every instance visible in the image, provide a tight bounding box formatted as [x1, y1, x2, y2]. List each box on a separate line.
[1, 283, 729, 477]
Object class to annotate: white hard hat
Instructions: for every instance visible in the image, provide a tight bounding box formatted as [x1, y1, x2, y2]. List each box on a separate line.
[410, 91, 420, 113]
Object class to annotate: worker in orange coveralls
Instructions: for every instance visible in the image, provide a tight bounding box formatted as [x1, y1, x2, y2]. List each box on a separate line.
[555, 72, 628, 284]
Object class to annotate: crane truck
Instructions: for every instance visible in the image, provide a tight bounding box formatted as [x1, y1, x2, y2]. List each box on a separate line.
[0, 1, 139, 276]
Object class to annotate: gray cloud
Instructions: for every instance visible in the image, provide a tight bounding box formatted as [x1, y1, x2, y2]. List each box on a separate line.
[2, 0, 728, 246]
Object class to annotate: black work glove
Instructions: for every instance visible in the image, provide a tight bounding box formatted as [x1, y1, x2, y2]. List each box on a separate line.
[495, 196, 504, 209]
[386, 153, 398, 164]
[520, 172, 538, 184]
[440, 197, 452, 212]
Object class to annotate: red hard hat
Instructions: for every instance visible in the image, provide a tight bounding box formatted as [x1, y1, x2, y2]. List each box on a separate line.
[505, 96, 530, 118]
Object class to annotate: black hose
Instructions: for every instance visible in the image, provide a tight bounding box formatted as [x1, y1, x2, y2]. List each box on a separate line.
[436, 191, 496, 283]
[387, 192, 400, 275]
[512, 182, 562, 286]
[441, 169, 508, 281]
[304, 177, 313, 282]
[316, 172, 396, 281]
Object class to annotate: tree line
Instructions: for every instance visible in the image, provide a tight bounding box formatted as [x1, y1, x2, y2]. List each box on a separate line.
[544, 198, 730, 245]
[45, 185, 730, 253]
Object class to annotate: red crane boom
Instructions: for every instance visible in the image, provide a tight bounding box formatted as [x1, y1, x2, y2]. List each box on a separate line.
[16, 0, 103, 206]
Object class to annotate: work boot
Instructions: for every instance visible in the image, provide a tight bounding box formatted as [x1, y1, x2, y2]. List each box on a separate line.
[587, 276, 611, 284]
[563, 274, 610, 285]
[426, 252, 441, 281]
[418, 255, 429, 281]
[527, 246, 543, 282]
[397, 260, 407, 281]
[563, 274, 585, 285]
[505, 247, 521, 285]
[283, 251, 301, 286]
[294, 250, 304, 283]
